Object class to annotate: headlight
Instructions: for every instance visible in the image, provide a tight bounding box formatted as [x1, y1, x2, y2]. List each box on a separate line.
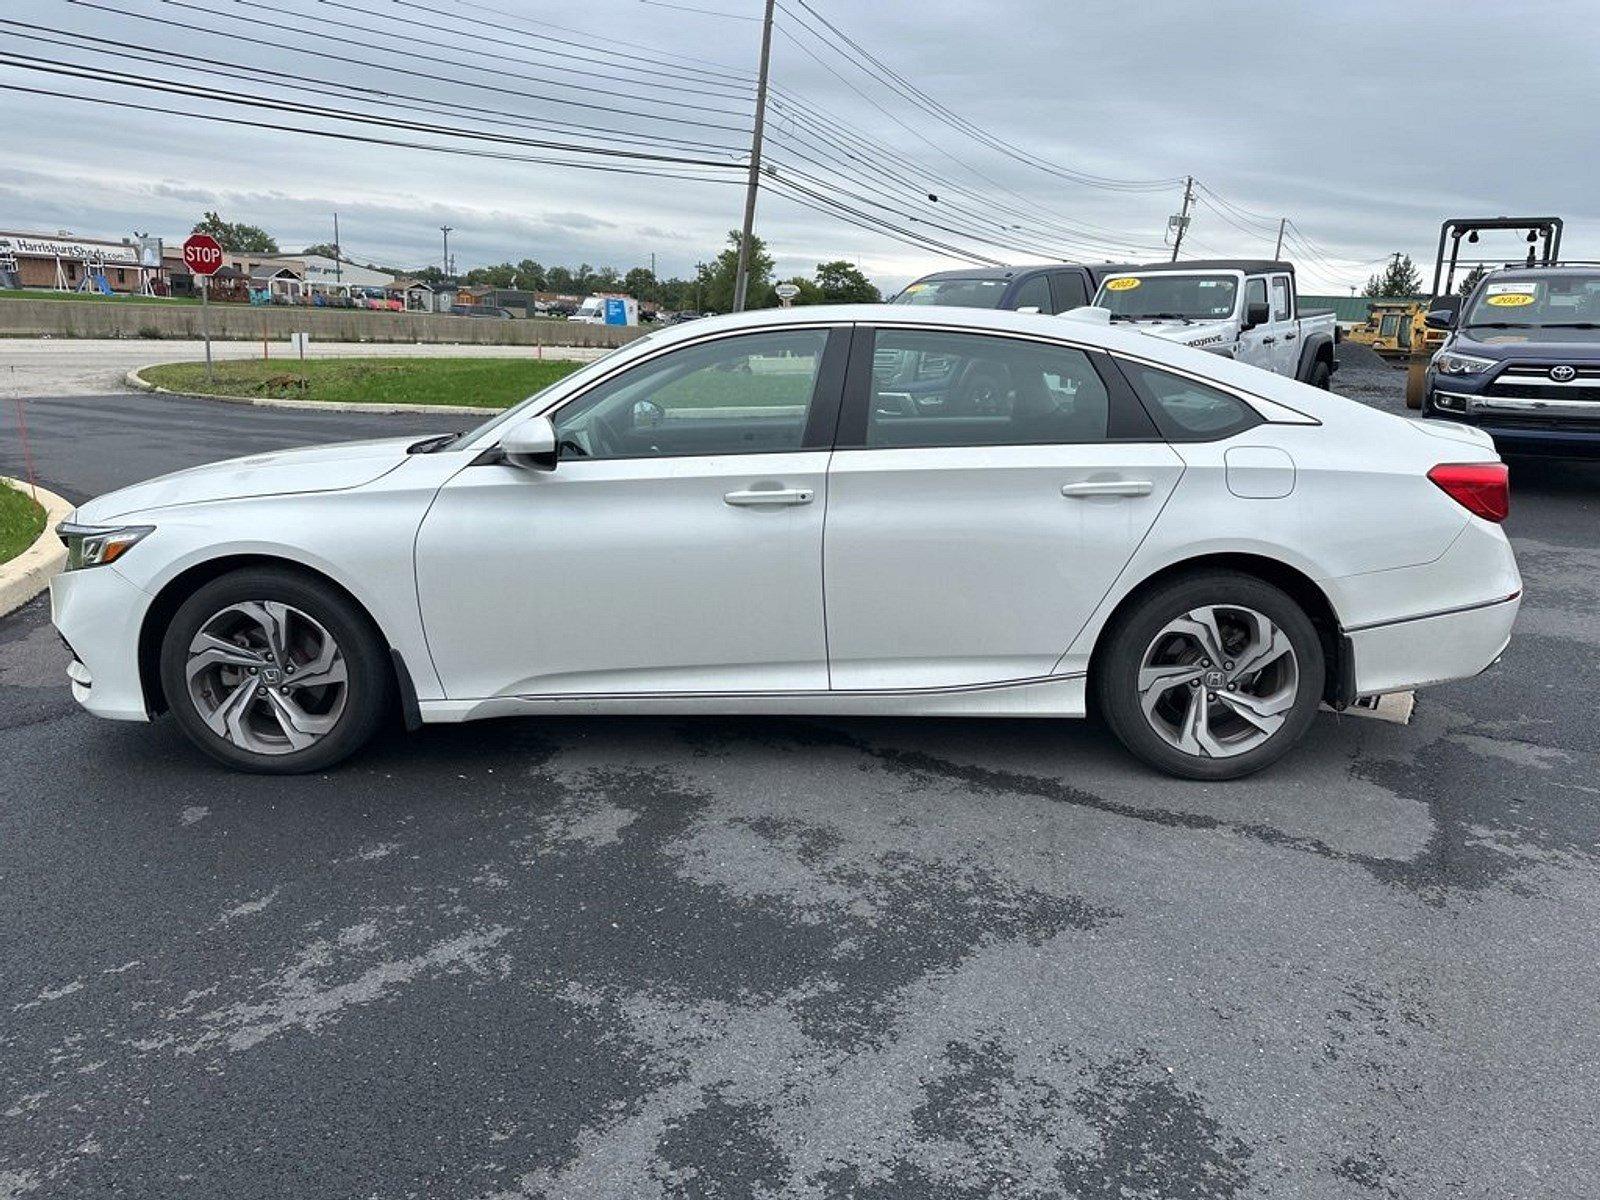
[1433, 351, 1496, 376]
[56, 522, 154, 571]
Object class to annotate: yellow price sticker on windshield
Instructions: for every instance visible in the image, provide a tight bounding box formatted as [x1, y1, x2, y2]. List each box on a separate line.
[1486, 293, 1534, 307]
[1105, 277, 1141, 291]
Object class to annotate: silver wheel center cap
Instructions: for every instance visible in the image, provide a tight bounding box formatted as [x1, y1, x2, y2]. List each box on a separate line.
[262, 667, 283, 685]
[1204, 670, 1225, 688]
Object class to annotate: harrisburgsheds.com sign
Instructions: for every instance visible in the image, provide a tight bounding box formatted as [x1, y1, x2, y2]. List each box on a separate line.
[0, 233, 140, 266]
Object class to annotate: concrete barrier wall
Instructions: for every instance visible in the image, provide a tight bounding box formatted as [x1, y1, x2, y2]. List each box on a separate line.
[0, 299, 647, 348]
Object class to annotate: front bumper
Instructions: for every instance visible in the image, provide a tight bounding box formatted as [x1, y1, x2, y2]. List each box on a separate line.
[49, 565, 153, 722]
[1427, 372, 1600, 457]
[1346, 594, 1519, 697]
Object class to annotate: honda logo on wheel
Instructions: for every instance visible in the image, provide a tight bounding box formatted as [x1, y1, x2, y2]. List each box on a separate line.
[1550, 365, 1577, 382]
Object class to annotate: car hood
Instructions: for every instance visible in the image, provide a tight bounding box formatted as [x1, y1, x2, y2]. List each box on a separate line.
[1123, 318, 1237, 353]
[74, 436, 419, 523]
[1451, 331, 1600, 358]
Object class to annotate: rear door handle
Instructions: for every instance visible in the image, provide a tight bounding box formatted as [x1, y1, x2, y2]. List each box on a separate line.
[724, 488, 814, 507]
[1061, 480, 1153, 498]
[1284, 332, 1297, 341]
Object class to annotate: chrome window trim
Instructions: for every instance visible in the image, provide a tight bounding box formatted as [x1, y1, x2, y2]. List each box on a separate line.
[465, 316, 1321, 451]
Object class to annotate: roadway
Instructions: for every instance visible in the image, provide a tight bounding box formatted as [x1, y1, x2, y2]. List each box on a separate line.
[1, 352, 1597, 1198]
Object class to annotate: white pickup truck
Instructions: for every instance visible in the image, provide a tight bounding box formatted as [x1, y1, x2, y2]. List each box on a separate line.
[1090, 259, 1338, 388]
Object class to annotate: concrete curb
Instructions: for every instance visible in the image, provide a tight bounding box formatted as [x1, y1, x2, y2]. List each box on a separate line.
[124, 367, 501, 416]
[0, 479, 72, 619]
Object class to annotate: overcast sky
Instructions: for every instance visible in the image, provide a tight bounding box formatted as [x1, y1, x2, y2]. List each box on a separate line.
[2, 0, 1597, 294]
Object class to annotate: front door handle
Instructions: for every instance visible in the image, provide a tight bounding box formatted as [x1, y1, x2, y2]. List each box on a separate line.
[724, 488, 814, 507]
[1261, 336, 1277, 345]
[1061, 480, 1153, 498]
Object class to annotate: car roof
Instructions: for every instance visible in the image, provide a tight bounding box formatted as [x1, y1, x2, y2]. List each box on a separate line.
[1483, 264, 1600, 279]
[911, 262, 1139, 284]
[1108, 259, 1294, 276]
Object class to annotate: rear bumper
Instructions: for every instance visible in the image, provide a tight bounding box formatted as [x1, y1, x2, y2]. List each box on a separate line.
[1346, 594, 1519, 696]
[49, 565, 152, 722]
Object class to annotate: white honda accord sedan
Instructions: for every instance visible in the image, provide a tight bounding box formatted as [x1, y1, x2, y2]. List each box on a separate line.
[50, 305, 1520, 779]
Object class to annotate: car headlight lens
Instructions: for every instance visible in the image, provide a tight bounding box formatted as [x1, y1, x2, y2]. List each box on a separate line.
[1434, 351, 1496, 376]
[57, 522, 154, 571]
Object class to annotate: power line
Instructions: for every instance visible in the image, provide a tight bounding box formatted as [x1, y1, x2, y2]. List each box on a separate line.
[308, 0, 755, 98]
[765, 97, 1166, 255]
[440, 0, 757, 84]
[636, 0, 762, 20]
[0, 55, 744, 170]
[767, 29, 1165, 256]
[0, 79, 745, 184]
[778, 0, 1183, 194]
[165, 0, 746, 114]
[0, 21, 747, 155]
[62, 0, 752, 133]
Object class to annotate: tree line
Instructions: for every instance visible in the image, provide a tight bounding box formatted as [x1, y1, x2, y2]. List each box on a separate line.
[192, 213, 880, 311]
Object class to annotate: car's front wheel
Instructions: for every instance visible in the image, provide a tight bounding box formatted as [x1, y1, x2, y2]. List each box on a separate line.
[1095, 571, 1325, 780]
[159, 567, 392, 773]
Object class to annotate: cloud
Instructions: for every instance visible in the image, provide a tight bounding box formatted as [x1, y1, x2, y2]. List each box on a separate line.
[3, 0, 1597, 292]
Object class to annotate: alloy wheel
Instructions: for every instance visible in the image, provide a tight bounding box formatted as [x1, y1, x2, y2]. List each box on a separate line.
[1136, 604, 1300, 759]
[184, 601, 348, 756]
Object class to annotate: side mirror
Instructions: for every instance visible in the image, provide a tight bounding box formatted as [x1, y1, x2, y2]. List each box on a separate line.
[1424, 308, 1456, 330]
[499, 414, 558, 471]
[1243, 301, 1270, 330]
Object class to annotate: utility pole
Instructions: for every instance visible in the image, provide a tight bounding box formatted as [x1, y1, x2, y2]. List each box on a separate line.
[732, 0, 776, 313]
[333, 212, 341, 283]
[440, 226, 453, 278]
[1273, 217, 1286, 260]
[1168, 175, 1195, 262]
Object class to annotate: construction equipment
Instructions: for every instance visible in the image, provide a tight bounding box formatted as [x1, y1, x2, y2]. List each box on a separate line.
[1345, 300, 1446, 363]
[1405, 217, 1563, 407]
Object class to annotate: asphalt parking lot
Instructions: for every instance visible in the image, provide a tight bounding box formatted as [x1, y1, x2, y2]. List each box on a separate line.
[3, 349, 1598, 1199]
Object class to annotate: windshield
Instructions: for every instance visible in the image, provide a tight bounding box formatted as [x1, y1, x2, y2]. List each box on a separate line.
[891, 277, 1009, 308]
[1462, 274, 1600, 338]
[1093, 274, 1239, 320]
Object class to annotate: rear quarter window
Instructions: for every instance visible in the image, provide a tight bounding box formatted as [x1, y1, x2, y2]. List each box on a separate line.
[1118, 360, 1263, 441]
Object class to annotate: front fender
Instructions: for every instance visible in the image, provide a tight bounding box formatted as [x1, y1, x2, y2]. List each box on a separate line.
[1296, 332, 1335, 380]
[104, 475, 455, 702]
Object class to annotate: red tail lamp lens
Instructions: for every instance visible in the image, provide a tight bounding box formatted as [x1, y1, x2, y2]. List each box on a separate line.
[1427, 462, 1509, 523]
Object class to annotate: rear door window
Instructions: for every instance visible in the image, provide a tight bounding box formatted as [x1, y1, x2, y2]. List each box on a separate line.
[852, 329, 1111, 448]
[1051, 272, 1089, 311]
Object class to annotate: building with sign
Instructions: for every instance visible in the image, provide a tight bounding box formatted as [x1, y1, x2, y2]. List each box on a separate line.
[250, 253, 396, 296]
[0, 230, 152, 293]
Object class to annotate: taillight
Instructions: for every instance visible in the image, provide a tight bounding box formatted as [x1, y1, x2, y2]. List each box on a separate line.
[1427, 462, 1509, 523]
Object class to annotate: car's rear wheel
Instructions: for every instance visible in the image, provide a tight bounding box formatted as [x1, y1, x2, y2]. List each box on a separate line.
[1095, 571, 1324, 780]
[1308, 359, 1333, 390]
[159, 568, 391, 774]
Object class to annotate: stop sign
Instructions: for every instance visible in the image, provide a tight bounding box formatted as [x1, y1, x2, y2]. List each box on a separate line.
[182, 234, 224, 276]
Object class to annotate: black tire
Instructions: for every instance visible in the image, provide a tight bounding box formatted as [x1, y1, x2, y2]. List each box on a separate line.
[1307, 358, 1333, 390]
[1095, 571, 1325, 781]
[159, 567, 392, 774]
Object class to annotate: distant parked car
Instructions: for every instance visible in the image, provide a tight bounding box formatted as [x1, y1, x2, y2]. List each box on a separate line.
[450, 305, 514, 319]
[892, 263, 1132, 314]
